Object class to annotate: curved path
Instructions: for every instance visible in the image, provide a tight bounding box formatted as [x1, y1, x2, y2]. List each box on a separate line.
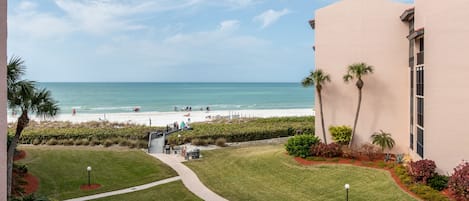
[64, 176, 181, 201]
[150, 153, 228, 201]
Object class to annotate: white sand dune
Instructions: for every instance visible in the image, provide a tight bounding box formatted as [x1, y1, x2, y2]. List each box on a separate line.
[7, 109, 315, 127]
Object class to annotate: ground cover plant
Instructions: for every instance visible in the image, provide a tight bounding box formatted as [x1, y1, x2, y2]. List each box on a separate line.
[94, 181, 202, 201]
[394, 165, 450, 201]
[186, 144, 417, 201]
[17, 146, 177, 200]
[168, 116, 314, 144]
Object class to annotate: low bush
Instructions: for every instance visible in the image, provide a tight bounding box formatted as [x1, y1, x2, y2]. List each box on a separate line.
[215, 138, 227, 147]
[32, 138, 41, 145]
[46, 138, 58, 145]
[137, 140, 148, 149]
[128, 140, 138, 149]
[89, 138, 101, 146]
[329, 125, 352, 145]
[448, 161, 469, 200]
[119, 139, 130, 147]
[408, 159, 436, 184]
[408, 184, 450, 201]
[285, 134, 319, 158]
[360, 143, 381, 161]
[74, 139, 83, 146]
[103, 139, 114, 147]
[63, 139, 75, 146]
[191, 138, 208, 146]
[428, 174, 449, 191]
[206, 138, 214, 145]
[81, 138, 90, 146]
[341, 146, 359, 159]
[310, 143, 342, 158]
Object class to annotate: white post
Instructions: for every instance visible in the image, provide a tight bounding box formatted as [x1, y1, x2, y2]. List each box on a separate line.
[0, 0, 8, 199]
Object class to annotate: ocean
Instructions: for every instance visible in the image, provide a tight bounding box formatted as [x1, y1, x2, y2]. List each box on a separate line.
[37, 83, 315, 114]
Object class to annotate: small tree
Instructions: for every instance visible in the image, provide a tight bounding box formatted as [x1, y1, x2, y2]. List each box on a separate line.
[370, 130, 395, 153]
[7, 56, 59, 198]
[343, 62, 374, 147]
[302, 69, 331, 144]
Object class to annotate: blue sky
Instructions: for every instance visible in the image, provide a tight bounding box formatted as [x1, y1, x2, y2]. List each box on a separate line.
[7, 0, 413, 82]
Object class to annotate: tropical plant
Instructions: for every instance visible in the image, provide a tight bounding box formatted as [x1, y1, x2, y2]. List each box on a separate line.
[302, 69, 331, 144]
[6, 56, 60, 198]
[328, 125, 352, 145]
[343, 62, 374, 147]
[285, 134, 320, 158]
[408, 159, 436, 184]
[370, 130, 395, 153]
[448, 161, 469, 200]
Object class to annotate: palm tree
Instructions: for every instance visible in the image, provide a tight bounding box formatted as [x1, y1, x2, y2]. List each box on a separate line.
[6, 56, 59, 198]
[343, 62, 373, 147]
[302, 69, 331, 144]
[371, 130, 395, 153]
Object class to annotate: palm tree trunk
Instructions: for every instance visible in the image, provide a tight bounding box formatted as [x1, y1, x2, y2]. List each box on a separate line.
[349, 89, 362, 148]
[7, 111, 29, 198]
[318, 90, 327, 144]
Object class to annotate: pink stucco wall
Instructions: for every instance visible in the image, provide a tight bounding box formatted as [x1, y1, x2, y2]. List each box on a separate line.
[1, 0, 7, 199]
[314, 0, 410, 153]
[413, 0, 469, 173]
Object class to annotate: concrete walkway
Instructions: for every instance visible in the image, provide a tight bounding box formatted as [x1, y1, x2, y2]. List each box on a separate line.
[150, 153, 228, 201]
[64, 176, 181, 201]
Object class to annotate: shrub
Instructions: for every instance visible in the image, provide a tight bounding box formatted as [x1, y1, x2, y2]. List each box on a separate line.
[341, 146, 359, 159]
[329, 125, 352, 145]
[129, 140, 138, 148]
[119, 139, 130, 147]
[46, 138, 58, 145]
[448, 161, 469, 200]
[137, 140, 148, 149]
[191, 138, 208, 146]
[360, 143, 381, 161]
[285, 134, 319, 158]
[215, 138, 227, 147]
[370, 130, 395, 153]
[74, 139, 83, 146]
[408, 184, 450, 201]
[32, 138, 41, 145]
[63, 139, 75, 146]
[206, 138, 214, 145]
[103, 139, 114, 147]
[81, 138, 90, 146]
[310, 143, 342, 158]
[428, 174, 449, 191]
[408, 159, 436, 184]
[89, 138, 101, 146]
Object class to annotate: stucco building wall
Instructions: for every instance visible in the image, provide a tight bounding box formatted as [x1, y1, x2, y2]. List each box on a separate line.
[413, 0, 469, 173]
[314, 0, 410, 153]
[1, 0, 7, 199]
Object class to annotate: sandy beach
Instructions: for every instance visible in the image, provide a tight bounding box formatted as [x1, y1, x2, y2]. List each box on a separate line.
[7, 109, 315, 126]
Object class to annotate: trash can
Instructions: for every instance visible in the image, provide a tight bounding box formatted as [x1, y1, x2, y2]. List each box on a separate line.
[192, 149, 200, 159]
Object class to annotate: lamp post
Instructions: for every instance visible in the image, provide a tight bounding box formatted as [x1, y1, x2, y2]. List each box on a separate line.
[344, 184, 350, 201]
[87, 166, 92, 186]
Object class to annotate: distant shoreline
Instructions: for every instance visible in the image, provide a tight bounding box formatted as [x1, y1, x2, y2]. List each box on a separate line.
[7, 108, 315, 127]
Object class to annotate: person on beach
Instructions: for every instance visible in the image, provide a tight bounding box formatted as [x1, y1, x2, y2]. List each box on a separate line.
[180, 121, 186, 129]
[206, 106, 210, 112]
[72, 109, 76, 116]
[174, 106, 178, 111]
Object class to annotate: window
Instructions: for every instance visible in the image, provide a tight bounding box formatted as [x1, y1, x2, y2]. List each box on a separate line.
[416, 67, 424, 96]
[410, 132, 414, 150]
[410, 68, 414, 150]
[417, 128, 424, 158]
[417, 98, 424, 127]
[419, 38, 424, 52]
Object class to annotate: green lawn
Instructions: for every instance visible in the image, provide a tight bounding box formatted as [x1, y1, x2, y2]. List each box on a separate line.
[94, 181, 202, 201]
[18, 146, 177, 200]
[186, 144, 418, 201]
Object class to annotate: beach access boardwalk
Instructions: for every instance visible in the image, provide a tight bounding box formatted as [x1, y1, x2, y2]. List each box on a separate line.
[150, 153, 228, 201]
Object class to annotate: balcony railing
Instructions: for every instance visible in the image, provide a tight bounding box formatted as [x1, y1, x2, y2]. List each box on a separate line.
[417, 51, 424, 65]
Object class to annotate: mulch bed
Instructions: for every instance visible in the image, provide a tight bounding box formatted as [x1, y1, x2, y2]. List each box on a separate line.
[80, 184, 102, 190]
[294, 157, 423, 200]
[13, 150, 26, 161]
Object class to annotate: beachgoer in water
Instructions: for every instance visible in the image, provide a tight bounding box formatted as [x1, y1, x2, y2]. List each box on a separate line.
[72, 109, 76, 116]
[206, 106, 210, 112]
[189, 107, 192, 111]
[174, 106, 178, 111]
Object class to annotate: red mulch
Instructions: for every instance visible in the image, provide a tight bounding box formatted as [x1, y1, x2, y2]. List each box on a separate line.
[80, 184, 102, 190]
[14, 150, 26, 161]
[23, 173, 39, 195]
[294, 157, 423, 200]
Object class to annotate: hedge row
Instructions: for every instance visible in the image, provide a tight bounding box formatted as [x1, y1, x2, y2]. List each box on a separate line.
[168, 116, 314, 144]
